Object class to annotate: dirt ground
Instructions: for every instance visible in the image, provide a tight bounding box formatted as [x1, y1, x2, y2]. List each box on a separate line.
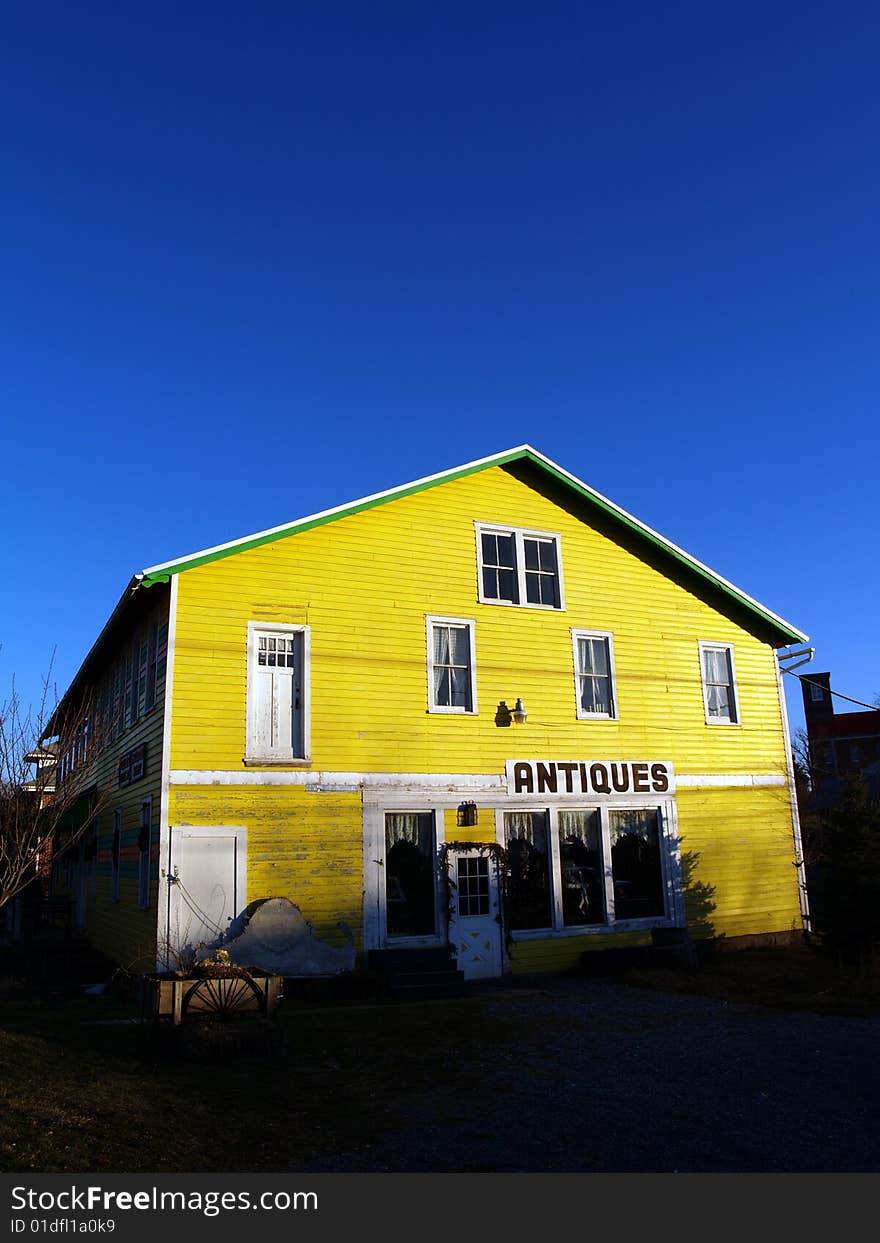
[290, 973, 880, 1173]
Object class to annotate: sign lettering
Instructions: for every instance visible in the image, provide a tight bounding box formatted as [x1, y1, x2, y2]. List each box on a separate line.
[506, 760, 674, 797]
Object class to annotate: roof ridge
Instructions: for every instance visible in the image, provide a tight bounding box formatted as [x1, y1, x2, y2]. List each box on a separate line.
[134, 443, 806, 646]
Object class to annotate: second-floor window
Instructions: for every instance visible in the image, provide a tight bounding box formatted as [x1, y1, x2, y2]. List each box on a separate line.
[700, 641, 739, 725]
[427, 616, 477, 713]
[476, 524, 563, 609]
[572, 630, 617, 720]
[245, 623, 310, 762]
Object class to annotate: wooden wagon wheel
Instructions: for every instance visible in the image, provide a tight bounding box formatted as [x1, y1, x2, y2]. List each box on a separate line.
[181, 972, 264, 1020]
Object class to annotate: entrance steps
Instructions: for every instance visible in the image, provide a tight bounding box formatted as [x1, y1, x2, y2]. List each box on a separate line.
[369, 947, 468, 1000]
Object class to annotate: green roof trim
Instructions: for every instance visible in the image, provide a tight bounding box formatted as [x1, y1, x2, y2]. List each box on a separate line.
[138, 445, 807, 646]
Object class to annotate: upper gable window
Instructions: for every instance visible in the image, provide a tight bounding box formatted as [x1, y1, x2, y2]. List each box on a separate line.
[476, 524, 563, 609]
[699, 641, 739, 725]
[246, 622, 310, 762]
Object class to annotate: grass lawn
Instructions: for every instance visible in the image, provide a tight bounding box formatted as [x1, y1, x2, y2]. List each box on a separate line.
[622, 941, 880, 1016]
[0, 981, 520, 1174]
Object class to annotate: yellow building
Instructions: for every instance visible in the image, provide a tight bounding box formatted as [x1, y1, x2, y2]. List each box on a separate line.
[49, 446, 810, 980]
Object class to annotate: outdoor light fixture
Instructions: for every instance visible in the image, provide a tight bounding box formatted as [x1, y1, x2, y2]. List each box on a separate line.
[457, 801, 478, 828]
[512, 698, 527, 724]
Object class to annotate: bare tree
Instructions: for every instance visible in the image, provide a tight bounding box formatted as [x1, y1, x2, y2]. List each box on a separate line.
[0, 655, 109, 915]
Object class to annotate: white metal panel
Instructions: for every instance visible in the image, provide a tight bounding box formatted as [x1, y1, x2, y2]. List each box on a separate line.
[166, 827, 246, 964]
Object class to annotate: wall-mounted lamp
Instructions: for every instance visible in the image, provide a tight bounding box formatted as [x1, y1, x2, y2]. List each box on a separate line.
[457, 801, 478, 828]
[495, 699, 528, 726]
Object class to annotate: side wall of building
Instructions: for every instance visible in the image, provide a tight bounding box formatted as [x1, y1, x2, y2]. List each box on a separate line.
[52, 586, 170, 970]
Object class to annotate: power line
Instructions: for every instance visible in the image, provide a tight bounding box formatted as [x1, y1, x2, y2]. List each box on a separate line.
[782, 669, 880, 712]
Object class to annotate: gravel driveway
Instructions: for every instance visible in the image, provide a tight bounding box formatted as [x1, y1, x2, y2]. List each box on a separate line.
[290, 975, 880, 1173]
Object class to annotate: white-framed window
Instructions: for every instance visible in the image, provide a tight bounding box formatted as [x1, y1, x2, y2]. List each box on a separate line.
[475, 523, 564, 609]
[502, 803, 672, 934]
[144, 620, 159, 711]
[699, 641, 739, 725]
[245, 622, 310, 763]
[572, 629, 617, 719]
[144, 616, 168, 713]
[137, 796, 152, 909]
[110, 809, 122, 902]
[426, 616, 477, 714]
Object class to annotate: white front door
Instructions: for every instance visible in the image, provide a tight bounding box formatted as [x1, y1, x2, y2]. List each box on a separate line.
[447, 848, 504, 979]
[166, 827, 246, 965]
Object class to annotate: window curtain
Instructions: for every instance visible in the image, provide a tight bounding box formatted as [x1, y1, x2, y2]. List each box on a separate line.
[503, 811, 547, 847]
[385, 812, 433, 850]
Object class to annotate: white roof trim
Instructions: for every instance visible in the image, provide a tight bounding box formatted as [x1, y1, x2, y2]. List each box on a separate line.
[139, 443, 807, 644]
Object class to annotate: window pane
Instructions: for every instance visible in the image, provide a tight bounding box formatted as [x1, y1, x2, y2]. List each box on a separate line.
[433, 626, 451, 665]
[580, 676, 610, 715]
[589, 638, 608, 676]
[558, 810, 604, 926]
[434, 667, 451, 706]
[538, 541, 557, 573]
[707, 684, 729, 718]
[524, 539, 540, 571]
[449, 627, 469, 665]
[450, 668, 468, 707]
[503, 812, 551, 930]
[609, 810, 665, 920]
[385, 813, 436, 937]
[498, 568, 517, 602]
[704, 648, 728, 684]
[496, 533, 515, 567]
[525, 574, 541, 604]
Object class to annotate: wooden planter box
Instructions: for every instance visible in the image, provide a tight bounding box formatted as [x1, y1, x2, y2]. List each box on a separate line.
[140, 969, 284, 1026]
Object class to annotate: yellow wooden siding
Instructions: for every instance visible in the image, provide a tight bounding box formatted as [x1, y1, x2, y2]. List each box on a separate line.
[674, 785, 802, 940]
[170, 465, 789, 777]
[165, 464, 800, 960]
[168, 785, 363, 949]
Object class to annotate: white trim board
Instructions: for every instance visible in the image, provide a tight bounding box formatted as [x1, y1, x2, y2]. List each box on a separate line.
[169, 768, 787, 790]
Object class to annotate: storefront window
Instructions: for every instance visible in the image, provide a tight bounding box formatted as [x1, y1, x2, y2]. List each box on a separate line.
[503, 811, 552, 930]
[609, 809, 665, 920]
[557, 809, 604, 926]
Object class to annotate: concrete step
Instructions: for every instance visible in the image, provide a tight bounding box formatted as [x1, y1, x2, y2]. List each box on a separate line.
[369, 947, 456, 971]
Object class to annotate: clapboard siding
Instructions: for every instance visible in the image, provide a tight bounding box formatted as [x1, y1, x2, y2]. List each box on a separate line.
[170, 465, 788, 777]
[53, 586, 170, 969]
[168, 784, 363, 949]
[163, 463, 801, 960]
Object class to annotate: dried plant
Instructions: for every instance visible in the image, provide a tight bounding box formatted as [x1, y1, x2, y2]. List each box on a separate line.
[0, 651, 111, 913]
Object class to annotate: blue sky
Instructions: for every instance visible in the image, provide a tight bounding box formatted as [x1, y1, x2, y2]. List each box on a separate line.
[2, 1, 878, 738]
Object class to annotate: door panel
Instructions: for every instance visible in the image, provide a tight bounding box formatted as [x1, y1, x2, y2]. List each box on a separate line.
[167, 828, 245, 963]
[448, 849, 503, 979]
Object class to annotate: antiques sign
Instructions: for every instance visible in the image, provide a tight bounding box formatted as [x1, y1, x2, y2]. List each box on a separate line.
[505, 759, 675, 797]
